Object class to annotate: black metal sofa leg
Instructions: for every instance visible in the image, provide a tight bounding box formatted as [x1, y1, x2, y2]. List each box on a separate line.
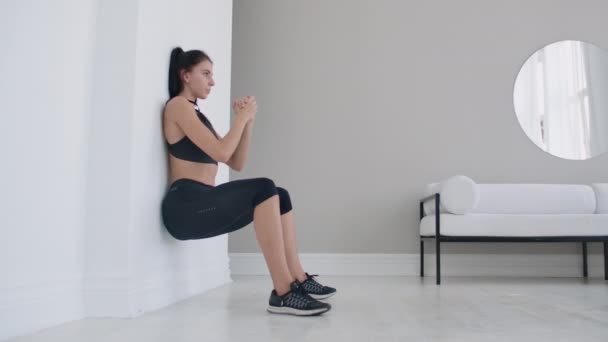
[583, 242, 588, 278]
[604, 242, 608, 281]
[420, 240, 424, 277]
[436, 238, 441, 285]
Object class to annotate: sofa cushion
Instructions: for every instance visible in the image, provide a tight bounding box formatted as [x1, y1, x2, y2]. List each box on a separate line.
[591, 183, 608, 214]
[420, 213, 608, 237]
[469, 184, 596, 215]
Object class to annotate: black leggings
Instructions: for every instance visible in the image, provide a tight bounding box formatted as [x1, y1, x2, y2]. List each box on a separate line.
[161, 178, 293, 240]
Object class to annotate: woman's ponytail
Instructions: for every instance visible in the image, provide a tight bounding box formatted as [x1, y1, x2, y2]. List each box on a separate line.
[168, 47, 184, 99]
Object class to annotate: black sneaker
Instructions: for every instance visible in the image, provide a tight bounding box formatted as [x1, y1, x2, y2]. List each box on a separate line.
[300, 273, 337, 300]
[267, 281, 331, 316]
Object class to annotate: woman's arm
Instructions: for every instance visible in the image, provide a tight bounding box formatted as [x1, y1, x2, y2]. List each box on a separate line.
[226, 120, 253, 171]
[169, 97, 250, 163]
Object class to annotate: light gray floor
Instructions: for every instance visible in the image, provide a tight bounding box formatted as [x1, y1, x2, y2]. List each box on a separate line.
[8, 276, 608, 342]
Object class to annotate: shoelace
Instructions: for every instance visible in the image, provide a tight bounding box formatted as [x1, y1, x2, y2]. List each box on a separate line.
[284, 284, 315, 309]
[302, 274, 325, 292]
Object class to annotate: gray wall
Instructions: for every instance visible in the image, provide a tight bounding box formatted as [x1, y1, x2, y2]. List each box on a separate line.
[229, 0, 608, 254]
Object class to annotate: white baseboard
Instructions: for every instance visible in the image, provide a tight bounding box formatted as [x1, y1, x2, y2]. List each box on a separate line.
[83, 260, 231, 318]
[129, 263, 231, 317]
[0, 276, 83, 341]
[2, 260, 232, 340]
[229, 253, 605, 278]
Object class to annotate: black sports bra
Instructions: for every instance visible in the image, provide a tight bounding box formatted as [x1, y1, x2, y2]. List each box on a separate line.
[166, 98, 219, 165]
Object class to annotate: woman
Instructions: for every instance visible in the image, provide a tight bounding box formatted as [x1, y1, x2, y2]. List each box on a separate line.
[161, 47, 336, 316]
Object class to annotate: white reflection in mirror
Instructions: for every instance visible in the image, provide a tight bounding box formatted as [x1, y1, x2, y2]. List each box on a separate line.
[514, 40, 608, 160]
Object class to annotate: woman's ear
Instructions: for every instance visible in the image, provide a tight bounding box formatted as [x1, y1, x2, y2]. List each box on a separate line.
[180, 69, 190, 84]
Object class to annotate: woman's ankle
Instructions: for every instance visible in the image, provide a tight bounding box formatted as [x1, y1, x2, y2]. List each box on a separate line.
[294, 272, 308, 283]
[275, 279, 296, 296]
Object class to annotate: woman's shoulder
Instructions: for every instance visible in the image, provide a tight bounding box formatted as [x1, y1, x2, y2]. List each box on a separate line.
[164, 96, 192, 116]
[166, 96, 190, 108]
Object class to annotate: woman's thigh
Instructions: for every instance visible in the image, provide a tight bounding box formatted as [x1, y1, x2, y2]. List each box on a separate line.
[162, 178, 278, 240]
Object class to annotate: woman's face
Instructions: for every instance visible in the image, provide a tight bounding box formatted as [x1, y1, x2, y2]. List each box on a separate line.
[183, 60, 215, 99]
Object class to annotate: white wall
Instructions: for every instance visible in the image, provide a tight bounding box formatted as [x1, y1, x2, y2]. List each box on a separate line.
[230, 0, 608, 255]
[82, 0, 139, 318]
[0, 0, 96, 339]
[126, 0, 234, 316]
[0, 0, 233, 339]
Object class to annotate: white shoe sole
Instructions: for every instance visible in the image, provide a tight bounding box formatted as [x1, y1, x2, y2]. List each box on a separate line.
[309, 292, 336, 300]
[266, 305, 330, 316]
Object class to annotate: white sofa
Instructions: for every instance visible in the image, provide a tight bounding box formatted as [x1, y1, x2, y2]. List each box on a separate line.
[419, 175, 608, 284]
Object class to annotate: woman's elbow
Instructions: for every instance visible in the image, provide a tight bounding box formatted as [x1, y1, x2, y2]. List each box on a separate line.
[224, 155, 243, 171]
[214, 151, 231, 164]
[231, 160, 244, 172]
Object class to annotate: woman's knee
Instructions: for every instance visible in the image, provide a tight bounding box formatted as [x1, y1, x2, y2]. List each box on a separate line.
[252, 177, 279, 207]
[276, 187, 293, 215]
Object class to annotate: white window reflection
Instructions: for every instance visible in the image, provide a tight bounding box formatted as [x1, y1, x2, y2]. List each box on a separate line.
[514, 40, 608, 160]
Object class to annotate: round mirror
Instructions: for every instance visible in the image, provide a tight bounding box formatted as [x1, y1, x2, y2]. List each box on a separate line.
[513, 40, 608, 160]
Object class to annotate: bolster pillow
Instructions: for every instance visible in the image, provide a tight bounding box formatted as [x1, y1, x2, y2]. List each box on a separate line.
[592, 183, 608, 214]
[423, 175, 479, 215]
